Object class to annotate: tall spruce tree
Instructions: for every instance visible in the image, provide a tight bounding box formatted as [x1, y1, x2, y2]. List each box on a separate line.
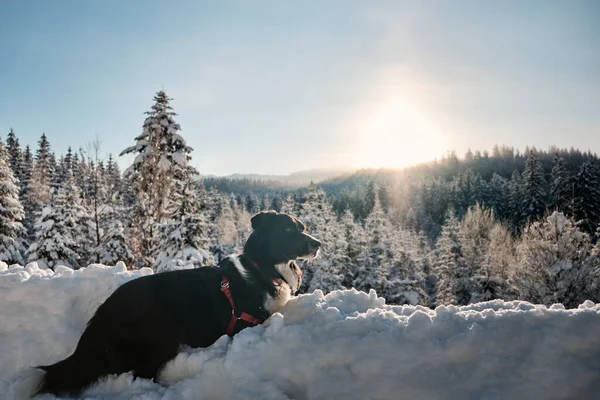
[0, 147, 27, 264]
[5, 128, 23, 183]
[27, 170, 91, 269]
[550, 154, 574, 215]
[521, 151, 547, 222]
[430, 209, 471, 306]
[155, 167, 211, 272]
[120, 90, 192, 266]
[572, 156, 600, 235]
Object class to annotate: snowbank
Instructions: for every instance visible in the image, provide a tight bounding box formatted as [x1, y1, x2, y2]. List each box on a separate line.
[1, 264, 600, 400]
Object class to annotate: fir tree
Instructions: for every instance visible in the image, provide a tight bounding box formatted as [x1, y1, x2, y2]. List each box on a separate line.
[550, 154, 574, 214]
[5, 128, 23, 183]
[521, 151, 547, 222]
[154, 168, 211, 272]
[430, 209, 471, 306]
[296, 183, 340, 293]
[352, 194, 391, 296]
[27, 171, 91, 269]
[572, 156, 600, 235]
[19, 145, 35, 240]
[0, 149, 27, 264]
[515, 211, 599, 307]
[120, 90, 192, 266]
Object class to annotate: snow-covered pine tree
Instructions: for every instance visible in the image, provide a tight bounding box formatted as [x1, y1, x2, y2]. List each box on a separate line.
[0, 147, 27, 264]
[508, 169, 524, 232]
[352, 194, 391, 296]
[279, 194, 296, 215]
[430, 208, 471, 306]
[550, 154, 574, 215]
[460, 204, 517, 303]
[28, 134, 54, 205]
[213, 197, 237, 260]
[19, 145, 35, 240]
[5, 128, 23, 184]
[233, 200, 252, 251]
[572, 156, 600, 235]
[120, 90, 193, 266]
[338, 209, 365, 288]
[154, 167, 212, 272]
[515, 211, 599, 307]
[296, 183, 341, 293]
[521, 151, 547, 222]
[104, 154, 122, 194]
[94, 189, 134, 266]
[27, 170, 91, 269]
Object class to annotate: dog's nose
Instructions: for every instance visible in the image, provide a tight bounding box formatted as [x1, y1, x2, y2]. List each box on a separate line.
[308, 238, 321, 252]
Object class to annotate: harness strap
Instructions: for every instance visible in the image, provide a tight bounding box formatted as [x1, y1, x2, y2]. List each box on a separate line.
[221, 276, 264, 336]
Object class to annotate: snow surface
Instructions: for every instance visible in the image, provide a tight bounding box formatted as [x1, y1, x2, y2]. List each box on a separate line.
[1, 263, 600, 400]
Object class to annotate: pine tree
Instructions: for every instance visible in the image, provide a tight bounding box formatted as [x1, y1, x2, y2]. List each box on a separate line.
[94, 190, 134, 266]
[515, 211, 599, 307]
[572, 156, 600, 235]
[430, 209, 471, 306]
[27, 171, 91, 269]
[352, 194, 391, 296]
[19, 146, 35, 240]
[5, 128, 23, 183]
[296, 183, 340, 293]
[120, 90, 192, 266]
[521, 151, 547, 222]
[339, 209, 365, 288]
[550, 154, 574, 214]
[154, 167, 212, 272]
[28, 134, 54, 205]
[0, 148, 27, 265]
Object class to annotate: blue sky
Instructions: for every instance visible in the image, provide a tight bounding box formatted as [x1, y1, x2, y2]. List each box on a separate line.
[0, 1, 598, 175]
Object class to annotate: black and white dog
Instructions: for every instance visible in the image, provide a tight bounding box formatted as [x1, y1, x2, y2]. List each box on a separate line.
[35, 211, 320, 397]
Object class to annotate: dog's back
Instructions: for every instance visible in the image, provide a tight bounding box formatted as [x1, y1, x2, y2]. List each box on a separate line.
[36, 266, 229, 396]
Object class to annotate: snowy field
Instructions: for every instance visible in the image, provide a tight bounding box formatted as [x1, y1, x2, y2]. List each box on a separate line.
[1, 263, 600, 400]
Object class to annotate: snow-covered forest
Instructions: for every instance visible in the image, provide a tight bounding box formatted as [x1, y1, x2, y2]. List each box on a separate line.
[2, 90, 599, 308]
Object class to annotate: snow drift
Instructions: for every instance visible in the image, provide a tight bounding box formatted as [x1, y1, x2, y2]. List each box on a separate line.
[1, 263, 600, 400]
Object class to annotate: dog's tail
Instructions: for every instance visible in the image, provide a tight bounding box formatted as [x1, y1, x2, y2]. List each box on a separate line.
[35, 353, 93, 397]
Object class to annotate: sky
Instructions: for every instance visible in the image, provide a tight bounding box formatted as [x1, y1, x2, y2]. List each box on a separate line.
[0, 1, 598, 176]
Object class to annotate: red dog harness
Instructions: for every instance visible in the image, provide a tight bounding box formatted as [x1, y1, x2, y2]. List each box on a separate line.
[220, 256, 268, 336]
[220, 276, 265, 336]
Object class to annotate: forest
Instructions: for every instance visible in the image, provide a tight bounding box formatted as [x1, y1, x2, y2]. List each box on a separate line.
[1, 91, 599, 308]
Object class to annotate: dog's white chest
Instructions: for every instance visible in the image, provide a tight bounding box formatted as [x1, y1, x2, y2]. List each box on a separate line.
[264, 282, 292, 314]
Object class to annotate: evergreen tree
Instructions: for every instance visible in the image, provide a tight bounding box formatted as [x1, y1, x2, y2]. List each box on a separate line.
[296, 183, 340, 293]
[550, 154, 574, 214]
[0, 149, 27, 264]
[120, 90, 192, 266]
[27, 171, 91, 269]
[19, 146, 35, 240]
[5, 128, 23, 183]
[154, 168, 211, 272]
[352, 195, 390, 295]
[338, 209, 365, 288]
[521, 151, 547, 222]
[430, 209, 471, 306]
[515, 211, 599, 307]
[572, 157, 600, 235]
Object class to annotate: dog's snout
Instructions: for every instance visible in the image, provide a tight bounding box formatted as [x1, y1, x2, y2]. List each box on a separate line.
[307, 237, 321, 252]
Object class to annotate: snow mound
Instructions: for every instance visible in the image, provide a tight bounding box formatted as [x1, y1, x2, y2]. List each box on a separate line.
[1, 264, 600, 399]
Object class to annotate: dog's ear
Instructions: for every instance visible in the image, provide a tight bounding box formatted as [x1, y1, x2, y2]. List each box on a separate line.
[251, 210, 278, 230]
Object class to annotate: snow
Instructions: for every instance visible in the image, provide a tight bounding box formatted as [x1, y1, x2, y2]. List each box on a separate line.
[1, 264, 600, 400]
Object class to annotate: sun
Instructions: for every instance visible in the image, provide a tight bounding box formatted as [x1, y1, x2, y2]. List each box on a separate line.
[353, 94, 446, 170]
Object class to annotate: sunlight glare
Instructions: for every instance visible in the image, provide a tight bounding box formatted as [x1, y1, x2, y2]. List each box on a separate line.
[354, 94, 446, 169]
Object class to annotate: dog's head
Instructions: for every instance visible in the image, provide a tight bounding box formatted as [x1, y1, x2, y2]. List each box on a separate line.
[245, 210, 321, 265]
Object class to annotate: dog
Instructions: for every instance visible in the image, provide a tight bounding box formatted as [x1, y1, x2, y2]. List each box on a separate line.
[35, 210, 320, 397]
